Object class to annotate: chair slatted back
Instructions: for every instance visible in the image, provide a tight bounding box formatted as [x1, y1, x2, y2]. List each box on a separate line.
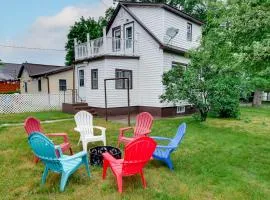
[168, 123, 186, 148]
[122, 137, 156, 175]
[134, 112, 153, 137]
[28, 132, 62, 172]
[24, 117, 43, 135]
[74, 111, 94, 137]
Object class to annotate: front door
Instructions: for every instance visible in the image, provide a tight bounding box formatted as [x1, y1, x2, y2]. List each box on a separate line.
[77, 67, 86, 101]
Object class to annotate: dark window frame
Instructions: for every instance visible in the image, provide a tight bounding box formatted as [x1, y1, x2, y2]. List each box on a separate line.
[59, 79, 67, 91]
[115, 69, 133, 89]
[91, 69, 98, 89]
[79, 69, 85, 87]
[38, 79, 42, 92]
[187, 22, 192, 41]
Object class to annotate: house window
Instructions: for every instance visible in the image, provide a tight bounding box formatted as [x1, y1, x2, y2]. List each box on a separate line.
[115, 69, 132, 89]
[38, 79, 42, 92]
[177, 106, 185, 114]
[24, 82, 28, 93]
[59, 79, 67, 91]
[113, 27, 121, 51]
[172, 62, 187, 76]
[187, 23, 192, 41]
[124, 23, 133, 49]
[91, 69, 98, 89]
[79, 69, 85, 87]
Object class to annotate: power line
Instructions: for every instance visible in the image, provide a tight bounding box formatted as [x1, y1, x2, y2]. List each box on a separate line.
[0, 44, 66, 52]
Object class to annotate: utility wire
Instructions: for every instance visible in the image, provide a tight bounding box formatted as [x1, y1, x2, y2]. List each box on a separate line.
[0, 44, 66, 52]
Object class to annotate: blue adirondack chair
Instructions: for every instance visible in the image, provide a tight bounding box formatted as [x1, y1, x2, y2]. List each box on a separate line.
[151, 123, 186, 170]
[28, 132, 91, 191]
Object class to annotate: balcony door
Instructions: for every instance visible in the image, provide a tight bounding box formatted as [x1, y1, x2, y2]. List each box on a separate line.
[124, 22, 134, 54]
[112, 27, 121, 52]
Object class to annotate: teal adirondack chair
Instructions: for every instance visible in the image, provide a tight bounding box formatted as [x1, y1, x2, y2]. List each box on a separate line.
[28, 132, 90, 191]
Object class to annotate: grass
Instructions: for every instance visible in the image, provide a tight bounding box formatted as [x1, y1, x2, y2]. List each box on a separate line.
[0, 107, 270, 199]
[0, 111, 73, 125]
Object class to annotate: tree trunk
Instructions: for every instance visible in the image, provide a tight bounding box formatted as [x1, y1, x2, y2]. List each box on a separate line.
[252, 90, 263, 107]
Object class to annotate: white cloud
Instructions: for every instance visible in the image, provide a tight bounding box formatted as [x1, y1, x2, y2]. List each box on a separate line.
[0, 1, 113, 65]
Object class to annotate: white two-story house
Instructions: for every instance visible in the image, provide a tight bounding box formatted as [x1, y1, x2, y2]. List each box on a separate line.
[72, 2, 203, 117]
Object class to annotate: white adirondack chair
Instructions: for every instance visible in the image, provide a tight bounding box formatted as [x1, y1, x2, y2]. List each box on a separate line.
[74, 111, 106, 152]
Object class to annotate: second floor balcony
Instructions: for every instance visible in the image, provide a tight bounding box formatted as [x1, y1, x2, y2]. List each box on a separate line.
[75, 36, 139, 61]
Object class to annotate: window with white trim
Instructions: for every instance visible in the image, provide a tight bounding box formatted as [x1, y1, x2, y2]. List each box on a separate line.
[59, 79, 67, 91]
[187, 23, 192, 41]
[176, 106, 185, 114]
[79, 69, 85, 87]
[115, 69, 132, 89]
[91, 69, 98, 89]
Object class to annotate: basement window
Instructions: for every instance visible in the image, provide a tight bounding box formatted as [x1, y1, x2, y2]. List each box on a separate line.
[176, 106, 185, 114]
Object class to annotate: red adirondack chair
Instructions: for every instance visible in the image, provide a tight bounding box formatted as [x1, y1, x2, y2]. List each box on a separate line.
[102, 136, 157, 193]
[24, 117, 73, 163]
[117, 112, 153, 147]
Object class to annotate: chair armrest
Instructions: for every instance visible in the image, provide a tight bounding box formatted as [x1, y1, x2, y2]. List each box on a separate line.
[74, 127, 80, 132]
[46, 133, 69, 143]
[55, 145, 64, 157]
[119, 127, 133, 137]
[93, 126, 106, 136]
[156, 145, 177, 150]
[93, 126, 106, 131]
[59, 151, 87, 161]
[151, 136, 172, 141]
[102, 152, 121, 164]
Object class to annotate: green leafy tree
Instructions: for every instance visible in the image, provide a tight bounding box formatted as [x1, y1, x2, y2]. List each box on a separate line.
[198, 0, 270, 106]
[65, 8, 115, 65]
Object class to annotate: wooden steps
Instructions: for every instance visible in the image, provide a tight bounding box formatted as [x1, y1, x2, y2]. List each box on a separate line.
[62, 103, 97, 116]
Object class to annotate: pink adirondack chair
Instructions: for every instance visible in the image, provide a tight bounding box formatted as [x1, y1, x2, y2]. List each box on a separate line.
[102, 136, 157, 193]
[117, 112, 153, 147]
[24, 117, 73, 163]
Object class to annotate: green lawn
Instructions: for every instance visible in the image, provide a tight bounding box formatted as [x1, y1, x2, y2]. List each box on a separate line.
[0, 107, 270, 199]
[0, 111, 73, 125]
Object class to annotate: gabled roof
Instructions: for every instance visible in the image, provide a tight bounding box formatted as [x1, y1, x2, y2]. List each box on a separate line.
[106, 2, 202, 55]
[17, 63, 72, 78]
[0, 63, 21, 80]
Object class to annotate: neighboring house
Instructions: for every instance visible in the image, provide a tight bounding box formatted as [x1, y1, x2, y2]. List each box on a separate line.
[17, 63, 73, 94]
[0, 63, 21, 93]
[73, 2, 203, 117]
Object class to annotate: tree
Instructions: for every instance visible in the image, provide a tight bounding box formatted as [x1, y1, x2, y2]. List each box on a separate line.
[199, 0, 270, 106]
[65, 7, 115, 65]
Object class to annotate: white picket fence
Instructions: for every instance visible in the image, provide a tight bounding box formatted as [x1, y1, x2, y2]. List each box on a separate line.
[0, 93, 72, 114]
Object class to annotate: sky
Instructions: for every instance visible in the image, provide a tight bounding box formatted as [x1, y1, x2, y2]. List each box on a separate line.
[0, 0, 114, 65]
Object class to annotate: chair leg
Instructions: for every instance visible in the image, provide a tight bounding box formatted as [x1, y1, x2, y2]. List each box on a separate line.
[103, 138, 106, 146]
[60, 173, 69, 192]
[41, 166, 49, 184]
[82, 155, 91, 177]
[69, 147, 73, 155]
[77, 136, 81, 146]
[82, 142, 87, 152]
[140, 170, 146, 188]
[102, 160, 109, 179]
[116, 175, 123, 193]
[165, 157, 174, 170]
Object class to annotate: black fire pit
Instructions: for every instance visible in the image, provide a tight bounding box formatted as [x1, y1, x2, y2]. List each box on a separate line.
[89, 146, 122, 166]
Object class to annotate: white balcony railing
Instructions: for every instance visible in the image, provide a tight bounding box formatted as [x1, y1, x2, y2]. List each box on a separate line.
[75, 37, 138, 60]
